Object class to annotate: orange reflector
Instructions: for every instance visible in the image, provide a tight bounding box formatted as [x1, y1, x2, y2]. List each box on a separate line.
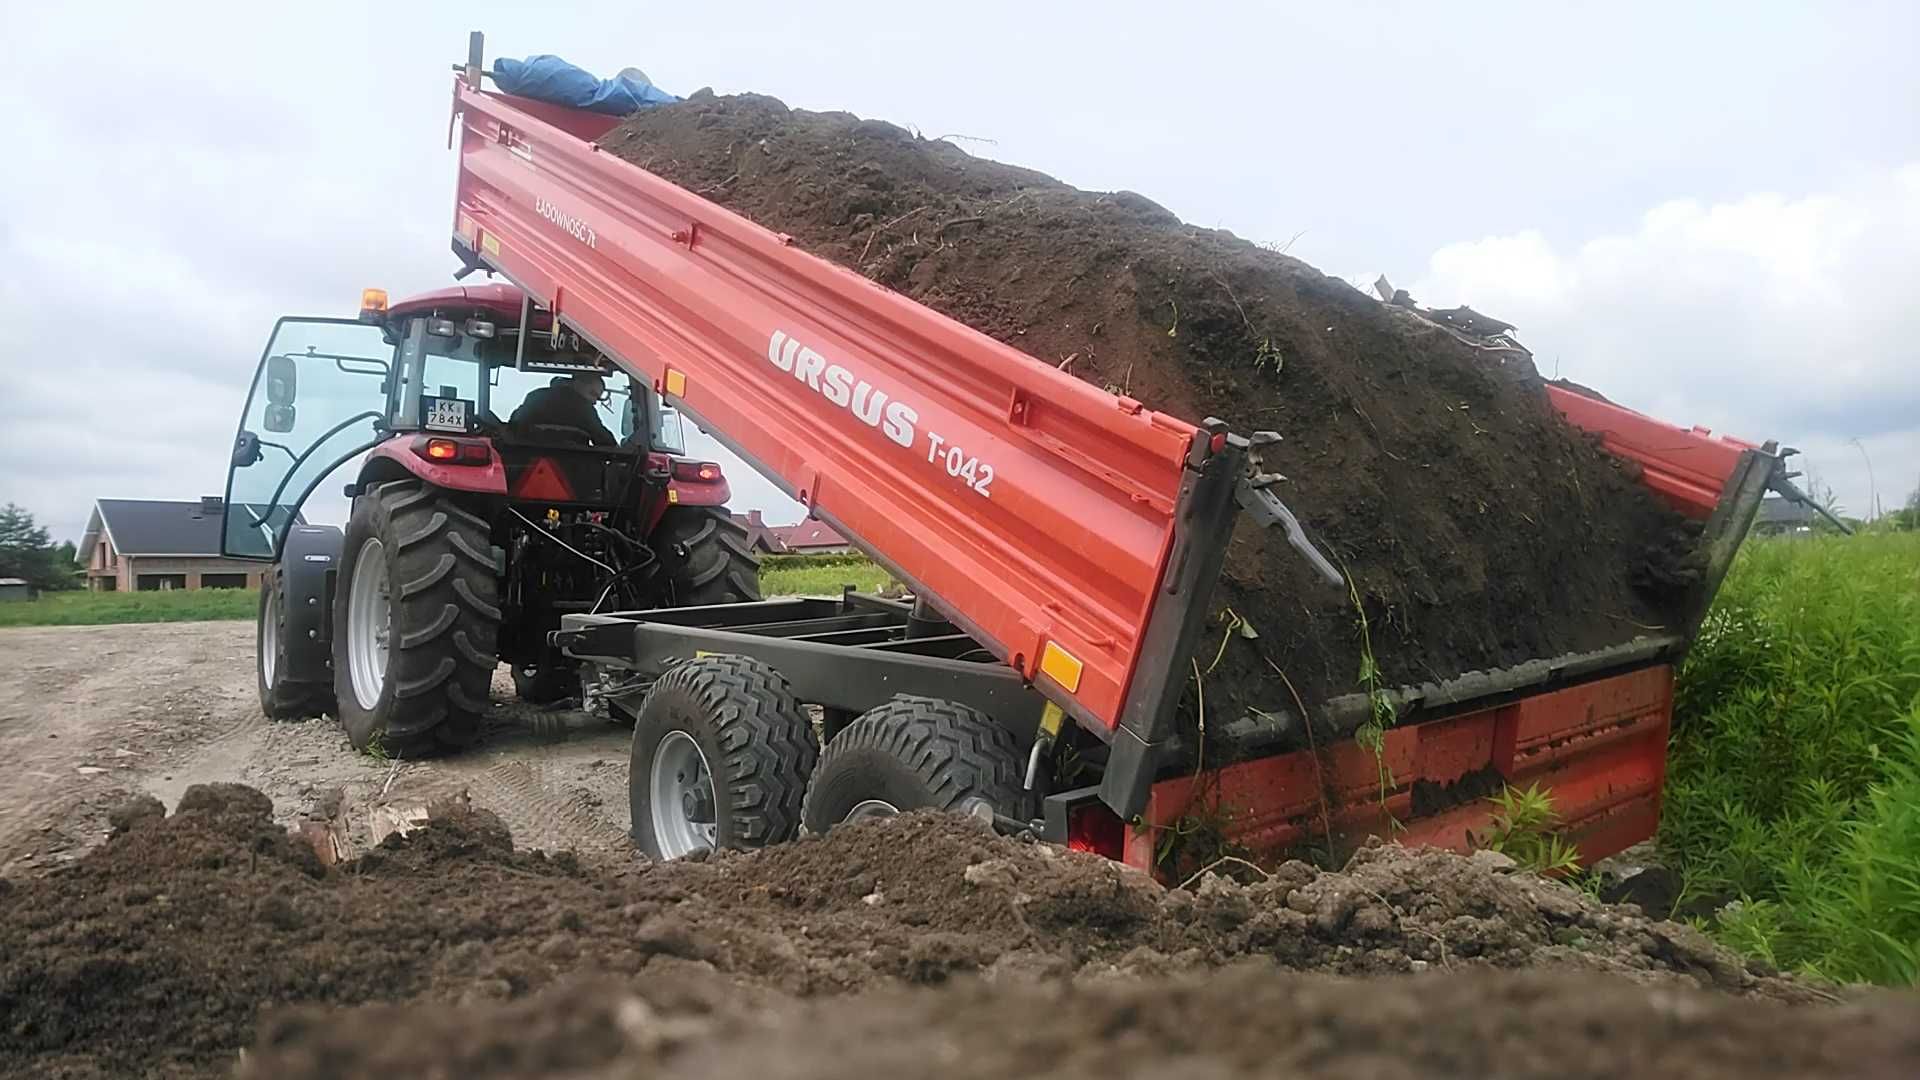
[424, 438, 459, 461]
[664, 368, 687, 397]
[1040, 641, 1083, 693]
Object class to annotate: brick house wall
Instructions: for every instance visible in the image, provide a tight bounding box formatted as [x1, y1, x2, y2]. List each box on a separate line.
[85, 533, 262, 592]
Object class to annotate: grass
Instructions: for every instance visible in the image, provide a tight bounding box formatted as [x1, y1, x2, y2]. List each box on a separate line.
[1663, 530, 1920, 984]
[0, 588, 256, 627]
[0, 555, 892, 627]
[759, 554, 890, 596]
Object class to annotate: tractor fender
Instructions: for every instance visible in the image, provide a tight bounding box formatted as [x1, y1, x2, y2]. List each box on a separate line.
[356, 438, 508, 496]
[277, 524, 344, 685]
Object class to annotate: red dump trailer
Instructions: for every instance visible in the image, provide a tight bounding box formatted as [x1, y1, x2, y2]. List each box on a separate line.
[440, 35, 1780, 875]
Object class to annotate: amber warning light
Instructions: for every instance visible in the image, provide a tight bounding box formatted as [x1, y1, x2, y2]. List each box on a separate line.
[672, 461, 723, 483]
[359, 288, 389, 322]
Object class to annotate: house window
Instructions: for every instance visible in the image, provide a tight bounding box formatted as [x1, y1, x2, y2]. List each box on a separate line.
[200, 573, 249, 590]
[136, 574, 188, 592]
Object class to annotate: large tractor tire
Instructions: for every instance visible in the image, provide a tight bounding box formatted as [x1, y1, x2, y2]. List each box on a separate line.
[333, 482, 502, 756]
[257, 562, 333, 721]
[801, 696, 1024, 834]
[628, 655, 816, 860]
[652, 506, 761, 606]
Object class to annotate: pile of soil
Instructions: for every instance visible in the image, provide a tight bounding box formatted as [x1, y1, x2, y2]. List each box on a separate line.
[597, 96, 1699, 718]
[243, 969, 1916, 1080]
[2, 787, 1878, 1078]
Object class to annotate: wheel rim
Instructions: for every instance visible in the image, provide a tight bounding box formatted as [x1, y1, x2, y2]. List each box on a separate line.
[844, 798, 901, 823]
[346, 537, 391, 711]
[649, 730, 718, 858]
[260, 585, 279, 688]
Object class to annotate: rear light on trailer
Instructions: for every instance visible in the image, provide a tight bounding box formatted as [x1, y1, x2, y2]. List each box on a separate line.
[1065, 801, 1127, 861]
[672, 461, 723, 483]
[359, 287, 389, 322]
[411, 436, 491, 466]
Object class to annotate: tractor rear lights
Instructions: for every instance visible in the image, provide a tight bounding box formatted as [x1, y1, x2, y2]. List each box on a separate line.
[358, 287, 389, 322]
[410, 436, 490, 465]
[465, 318, 497, 339]
[425, 317, 460, 338]
[671, 461, 723, 483]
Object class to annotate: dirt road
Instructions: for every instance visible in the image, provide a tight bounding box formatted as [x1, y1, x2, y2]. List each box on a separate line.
[0, 620, 637, 878]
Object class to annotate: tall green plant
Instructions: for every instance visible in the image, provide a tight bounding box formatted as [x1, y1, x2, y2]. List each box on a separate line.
[1664, 532, 1920, 984]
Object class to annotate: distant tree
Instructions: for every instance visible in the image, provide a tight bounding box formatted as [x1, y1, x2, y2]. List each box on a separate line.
[53, 540, 80, 587]
[0, 504, 71, 591]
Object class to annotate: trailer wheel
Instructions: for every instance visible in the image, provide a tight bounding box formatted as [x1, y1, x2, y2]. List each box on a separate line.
[628, 655, 815, 860]
[512, 663, 578, 705]
[801, 696, 1024, 834]
[334, 482, 502, 756]
[653, 506, 761, 606]
[257, 564, 333, 720]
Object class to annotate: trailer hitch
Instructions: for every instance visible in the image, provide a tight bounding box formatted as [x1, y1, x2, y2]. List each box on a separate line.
[1232, 431, 1343, 586]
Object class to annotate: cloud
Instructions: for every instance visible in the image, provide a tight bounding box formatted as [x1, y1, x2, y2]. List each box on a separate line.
[1409, 165, 1920, 519]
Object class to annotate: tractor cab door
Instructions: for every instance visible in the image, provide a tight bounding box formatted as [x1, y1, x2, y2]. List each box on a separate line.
[223, 318, 396, 559]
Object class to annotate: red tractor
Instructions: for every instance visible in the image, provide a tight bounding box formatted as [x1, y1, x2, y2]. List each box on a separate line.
[222, 283, 759, 754]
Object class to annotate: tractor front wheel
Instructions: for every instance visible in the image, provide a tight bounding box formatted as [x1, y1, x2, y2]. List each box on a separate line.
[333, 481, 502, 755]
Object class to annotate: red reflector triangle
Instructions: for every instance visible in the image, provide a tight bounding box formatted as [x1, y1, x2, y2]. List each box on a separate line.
[512, 457, 574, 502]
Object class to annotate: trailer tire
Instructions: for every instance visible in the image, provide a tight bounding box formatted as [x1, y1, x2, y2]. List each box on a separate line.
[257, 564, 333, 720]
[629, 655, 815, 860]
[334, 482, 502, 756]
[802, 696, 1024, 834]
[512, 663, 578, 705]
[653, 506, 761, 606]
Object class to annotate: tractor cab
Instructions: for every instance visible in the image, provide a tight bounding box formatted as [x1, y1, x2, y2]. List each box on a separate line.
[222, 283, 718, 560]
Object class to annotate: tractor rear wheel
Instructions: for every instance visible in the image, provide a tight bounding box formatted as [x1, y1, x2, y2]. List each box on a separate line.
[801, 697, 1024, 834]
[628, 655, 816, 859]
[333, 481, 502, 756]
[653, 506, 761, 606]
[257, 563, 333, 720]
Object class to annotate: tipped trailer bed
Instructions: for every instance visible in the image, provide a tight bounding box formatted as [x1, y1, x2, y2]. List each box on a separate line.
[443, 35, 1779, 873]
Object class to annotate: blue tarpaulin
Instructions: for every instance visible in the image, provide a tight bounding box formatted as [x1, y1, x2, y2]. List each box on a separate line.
[492, 55, 678, 115]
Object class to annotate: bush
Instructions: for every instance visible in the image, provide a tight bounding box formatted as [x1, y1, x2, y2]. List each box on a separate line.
[1664, 532, 1920, 983]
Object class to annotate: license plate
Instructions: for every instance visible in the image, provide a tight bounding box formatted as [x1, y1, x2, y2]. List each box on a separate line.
[424, 397, 469, 432]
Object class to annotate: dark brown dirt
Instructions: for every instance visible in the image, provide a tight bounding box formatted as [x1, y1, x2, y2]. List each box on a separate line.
[242, 969, 1920, 1080]
[3, 788, 1883, 1078]
[598, 95, 1699, 721]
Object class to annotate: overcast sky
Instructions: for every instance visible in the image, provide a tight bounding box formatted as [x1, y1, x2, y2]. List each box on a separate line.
[4, 1, 1915, 544]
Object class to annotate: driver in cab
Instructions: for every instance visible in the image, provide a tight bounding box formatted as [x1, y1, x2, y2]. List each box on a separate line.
[509, 371, 617, 446]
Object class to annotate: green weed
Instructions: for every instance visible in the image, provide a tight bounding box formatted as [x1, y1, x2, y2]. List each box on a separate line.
[1347, 573, 1397, 804]
[1479, 783, 1583, 876]
[1665, 532, 1920, 984]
